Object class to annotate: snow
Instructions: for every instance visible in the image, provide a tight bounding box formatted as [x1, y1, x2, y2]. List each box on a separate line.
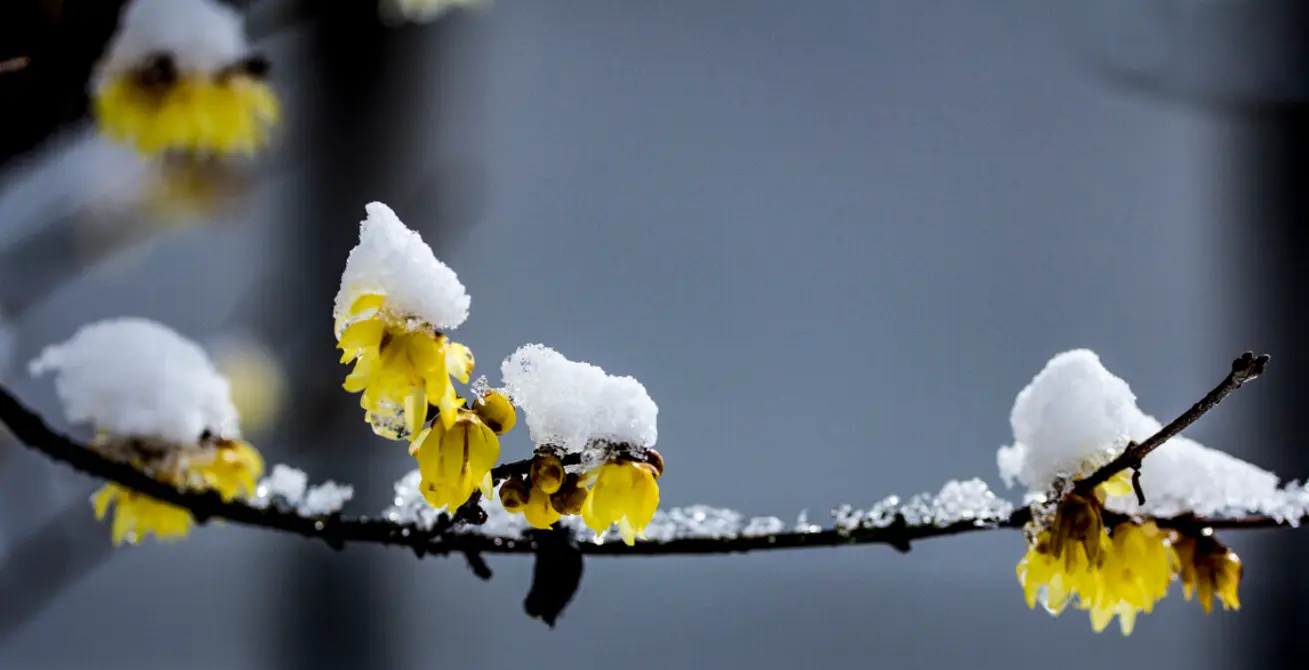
[250, 465, 353, 516]
[96, 0, 248, 80]
[28, 317, 240, 444]
[380, 0, 488, 24]
[997, 349, 1137, 491]
[833, 479, 1015, 533]
[1106, 411, 1282, 518]
[300, 482, 355, 516]
[333, 202, 470, 335]
[382, 469, 447, 528]
[250, 464, 308, 509]
[998, 348, 1294, 520]
[500, 344, 658, 453]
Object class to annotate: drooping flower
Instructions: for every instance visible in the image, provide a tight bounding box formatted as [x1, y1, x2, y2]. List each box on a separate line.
[1083, 521, 1178, 635]
[93, 483, 195, 546]
[1016, 492, 1112, 613]
[1174, 533, 1242, 614]
[581, 460, 661, 546]
[334, 203, 473, 440]
[412, 407, 501, 511]
[92, 0, 280, 157]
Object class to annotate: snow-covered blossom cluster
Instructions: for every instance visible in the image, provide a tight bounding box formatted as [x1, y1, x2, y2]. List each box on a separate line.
[334, 202, 665, 546]
[1002, 349, 1270, 636]
[500, 343, 659, 455]
[29, 318, 264, 545]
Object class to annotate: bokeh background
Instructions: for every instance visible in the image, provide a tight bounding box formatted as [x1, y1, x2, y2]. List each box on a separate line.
[1, 1, 1307, 668]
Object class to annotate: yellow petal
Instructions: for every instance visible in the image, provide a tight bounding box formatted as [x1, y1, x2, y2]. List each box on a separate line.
[349, 292, 386, 317]
[445, 341, 474, 384]
[338, 319, 385, 352]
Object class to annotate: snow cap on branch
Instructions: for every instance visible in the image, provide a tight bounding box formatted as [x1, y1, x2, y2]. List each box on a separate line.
[999, 348, 1285, 517]
[333, 202, 470, 335]
[29, 317, 240, 444]
[500, 344, 658, 453]
[97, 0, 248, 79]
[1107, 411, 1281, 518]
[998, 349, 1137, 491]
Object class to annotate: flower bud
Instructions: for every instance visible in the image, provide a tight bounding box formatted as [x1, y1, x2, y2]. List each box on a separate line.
[550, 474, 589, 515]
[473, 390, 516, 435]
[643, 448, 664, 477]
[531, 451, 565, 495]
[499, 477, 529, 511]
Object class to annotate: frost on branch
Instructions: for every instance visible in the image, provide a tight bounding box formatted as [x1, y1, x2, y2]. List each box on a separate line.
[28, 317, 240, 444]
[833, 479, 1015, 533]
[500, 344, 658, 454]
[333, 201, 470, 336]
[250, 464, 354, 517]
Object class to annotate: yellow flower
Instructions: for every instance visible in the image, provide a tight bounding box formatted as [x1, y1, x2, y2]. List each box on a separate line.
[195, 439, 265, 500]
[1016, 493, 1110, 613]
[1174, 533, 1242, 614]
[519, 484, 563, 529]
[1083, 521, 1178, 635]
[94, 58, 279, 157]
[92, 483, 194, 546]
[1099, 469, 1135, 499]
[581, 461, 660, 546]
[412, 409, 500, 511]
[336, 292, 473, 439]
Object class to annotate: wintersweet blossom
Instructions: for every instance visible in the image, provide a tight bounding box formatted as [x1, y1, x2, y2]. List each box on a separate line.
[1004, 349, 1255, 633]
[30, 318, 264, 544]
[92, 0, 280, 157]
[334, 202, 473, 441]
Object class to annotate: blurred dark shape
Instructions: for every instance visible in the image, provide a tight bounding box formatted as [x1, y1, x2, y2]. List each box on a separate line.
[463, 549, 492, 580]
[0, 0, 128, 163]
[1235, 89, 1309, 670]
[524, 527, 584, 629]
[1075, 0, 1309, 109]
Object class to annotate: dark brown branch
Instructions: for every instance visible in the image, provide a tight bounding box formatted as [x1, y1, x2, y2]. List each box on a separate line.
[1074, 351, 1270, 497]
[1, 380, 1302, 560]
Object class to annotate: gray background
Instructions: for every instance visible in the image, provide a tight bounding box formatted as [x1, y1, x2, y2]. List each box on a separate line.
[0, 1, 1290, 668]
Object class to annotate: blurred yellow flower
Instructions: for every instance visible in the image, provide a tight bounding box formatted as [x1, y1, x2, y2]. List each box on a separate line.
[95, 57, 279, 157]
[92, 483, 194, 546]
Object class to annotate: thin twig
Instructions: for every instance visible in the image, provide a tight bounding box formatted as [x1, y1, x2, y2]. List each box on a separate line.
[1074, 351, 1270, 497]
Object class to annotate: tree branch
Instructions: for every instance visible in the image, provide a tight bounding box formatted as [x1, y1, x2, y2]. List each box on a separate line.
[1074, 351, 1270, 497]
[0, 350, 1298, 561]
